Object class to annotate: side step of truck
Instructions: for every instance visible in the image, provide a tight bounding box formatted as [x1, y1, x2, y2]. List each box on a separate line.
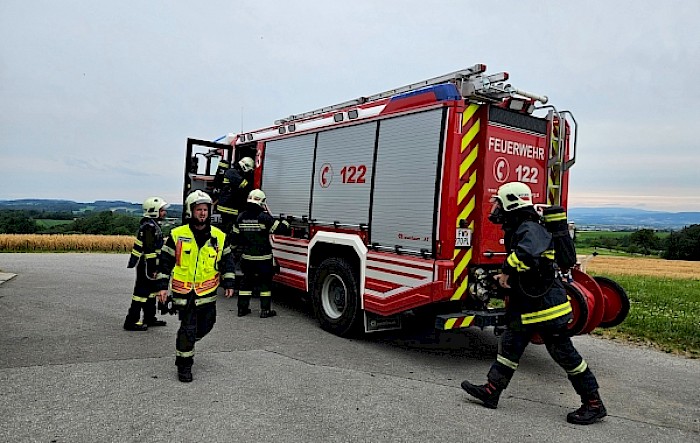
[435, 308, 506, 331]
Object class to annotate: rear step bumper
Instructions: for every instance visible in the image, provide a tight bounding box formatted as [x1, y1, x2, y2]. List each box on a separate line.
[435, 308, 506, 331]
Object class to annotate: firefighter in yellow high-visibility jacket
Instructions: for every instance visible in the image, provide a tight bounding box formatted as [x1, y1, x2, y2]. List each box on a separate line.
[157, 190, 235, 383]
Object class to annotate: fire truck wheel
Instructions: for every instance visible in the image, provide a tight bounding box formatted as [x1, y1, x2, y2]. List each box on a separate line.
[311, 257, 362, 337]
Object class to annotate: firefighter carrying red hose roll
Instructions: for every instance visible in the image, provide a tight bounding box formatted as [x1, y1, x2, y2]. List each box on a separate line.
[460, 182, 607, 425]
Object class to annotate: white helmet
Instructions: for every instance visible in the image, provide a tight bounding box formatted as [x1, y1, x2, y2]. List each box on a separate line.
[238, 157, 255, 173]
[142, 196, 169, 218]
[496, 182, 533, 211]
[247, 189, 266, 207]
[184, 190, 212, 218]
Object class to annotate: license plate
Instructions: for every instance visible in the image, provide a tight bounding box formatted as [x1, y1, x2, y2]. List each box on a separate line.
[455, 228, 472, 247]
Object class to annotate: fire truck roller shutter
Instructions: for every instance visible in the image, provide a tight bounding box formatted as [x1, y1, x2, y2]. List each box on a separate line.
[371, 109, 443, 252]
[262, 134, 316, 218]
[311, 123, 376, 225]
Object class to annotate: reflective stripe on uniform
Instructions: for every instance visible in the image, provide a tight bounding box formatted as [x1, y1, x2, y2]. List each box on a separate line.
[130, 239, 143, 257]
[172, 294, 217, 306]
[239, 222, 266, 230]
[172, 297, 188, 306]
[542, 249, 555, 260]
[521, 301, 572, 324]
[270, 219, 290, 234]
[172, 275, 220, 294]
[218, 206, 239, 215]
[239, 290, 253, 296]
[176, 349, 194, 358]
[507, 252, 530, 271]
[260, 291, 271, 297]
[131, 295, 148, 303]
[496, 354, 519, 370]
[544, 212, 567, 222]
[242, 254, 273, 260]
[194, 295, 216, 306]
[566, 360, 588, 375]
[161, 245, 175, 257]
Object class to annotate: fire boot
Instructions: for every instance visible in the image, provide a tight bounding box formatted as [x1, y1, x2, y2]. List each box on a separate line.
[178, 366, 193, 383]
[260, 309, 277, 318]
[123, 320, 148, 331]
[566, 391, 607, 425]
[237, 308, 251, 317]
[146, 318, 167, 327]
[460, 380, 502, 409]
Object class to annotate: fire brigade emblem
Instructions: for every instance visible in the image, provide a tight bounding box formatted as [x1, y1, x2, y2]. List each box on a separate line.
[320, 163, 333, 188]
[493, 157, 510, 183]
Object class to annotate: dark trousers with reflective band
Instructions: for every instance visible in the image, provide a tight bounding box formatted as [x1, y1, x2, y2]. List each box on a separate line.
[487, 325, 599, 396]
[126, 271, 159, 325]
[175, 293, 216, 369]
[238, 258, 274, 311]
[125, 294, 157, 325]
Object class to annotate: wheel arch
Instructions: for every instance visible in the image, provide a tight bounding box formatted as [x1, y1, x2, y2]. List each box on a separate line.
[308, 232, 367, 307]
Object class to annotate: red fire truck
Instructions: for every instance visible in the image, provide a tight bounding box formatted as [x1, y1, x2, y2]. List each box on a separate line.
[183, 63, 629, 338]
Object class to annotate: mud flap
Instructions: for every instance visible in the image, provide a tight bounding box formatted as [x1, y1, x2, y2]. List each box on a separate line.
[364, 311, 402, 333]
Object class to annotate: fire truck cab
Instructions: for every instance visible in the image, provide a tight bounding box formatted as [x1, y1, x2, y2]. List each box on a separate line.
[183, 63, 629, 338]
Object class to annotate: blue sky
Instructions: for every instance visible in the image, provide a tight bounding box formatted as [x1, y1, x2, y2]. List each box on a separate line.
[1, 1, 699, 211]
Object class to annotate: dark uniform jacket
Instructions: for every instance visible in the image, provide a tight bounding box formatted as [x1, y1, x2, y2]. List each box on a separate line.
[501, 211, 572, 329]
[127, 217, 164, 295]
[217, 166, 252, 217]
[211, 159, 230, 202]
[230, 204, 291, 260]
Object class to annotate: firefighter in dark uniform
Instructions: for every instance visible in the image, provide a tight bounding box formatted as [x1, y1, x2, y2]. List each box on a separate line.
[216, 156, 255, 234]
[124, 196, 169, 331]
[156, 190, 235, 382]
[210, 158, 230, 205]
[461, 182, 607, 425]
[229, 189, 290, 318]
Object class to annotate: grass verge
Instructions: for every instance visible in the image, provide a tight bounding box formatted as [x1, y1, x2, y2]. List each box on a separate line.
[589, 273, 700, 358]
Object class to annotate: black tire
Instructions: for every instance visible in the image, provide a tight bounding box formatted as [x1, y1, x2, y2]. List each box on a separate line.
[594, 276, 630, 328]
[311, 257, 362, 337]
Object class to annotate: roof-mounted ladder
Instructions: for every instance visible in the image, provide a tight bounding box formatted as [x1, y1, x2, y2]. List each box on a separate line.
[275, 63, 549, 125]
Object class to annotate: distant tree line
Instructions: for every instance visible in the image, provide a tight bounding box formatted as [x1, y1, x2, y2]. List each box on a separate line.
[2, 209, 699, 261]
[0, 210, 140, 236]
[575, 226, 700, 260]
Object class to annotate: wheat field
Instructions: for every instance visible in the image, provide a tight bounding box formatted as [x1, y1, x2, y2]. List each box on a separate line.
[582, 255, 698, 280]
[0, 234, 133, 252]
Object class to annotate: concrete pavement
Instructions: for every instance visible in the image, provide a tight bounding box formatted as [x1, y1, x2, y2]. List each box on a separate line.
[0, 253, 698, 443]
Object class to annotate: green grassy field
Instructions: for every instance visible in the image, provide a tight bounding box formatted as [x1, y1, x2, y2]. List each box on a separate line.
[590, 273, 700, 358]
[35, 219, 73, 228]
[576, 231, 671, 241]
